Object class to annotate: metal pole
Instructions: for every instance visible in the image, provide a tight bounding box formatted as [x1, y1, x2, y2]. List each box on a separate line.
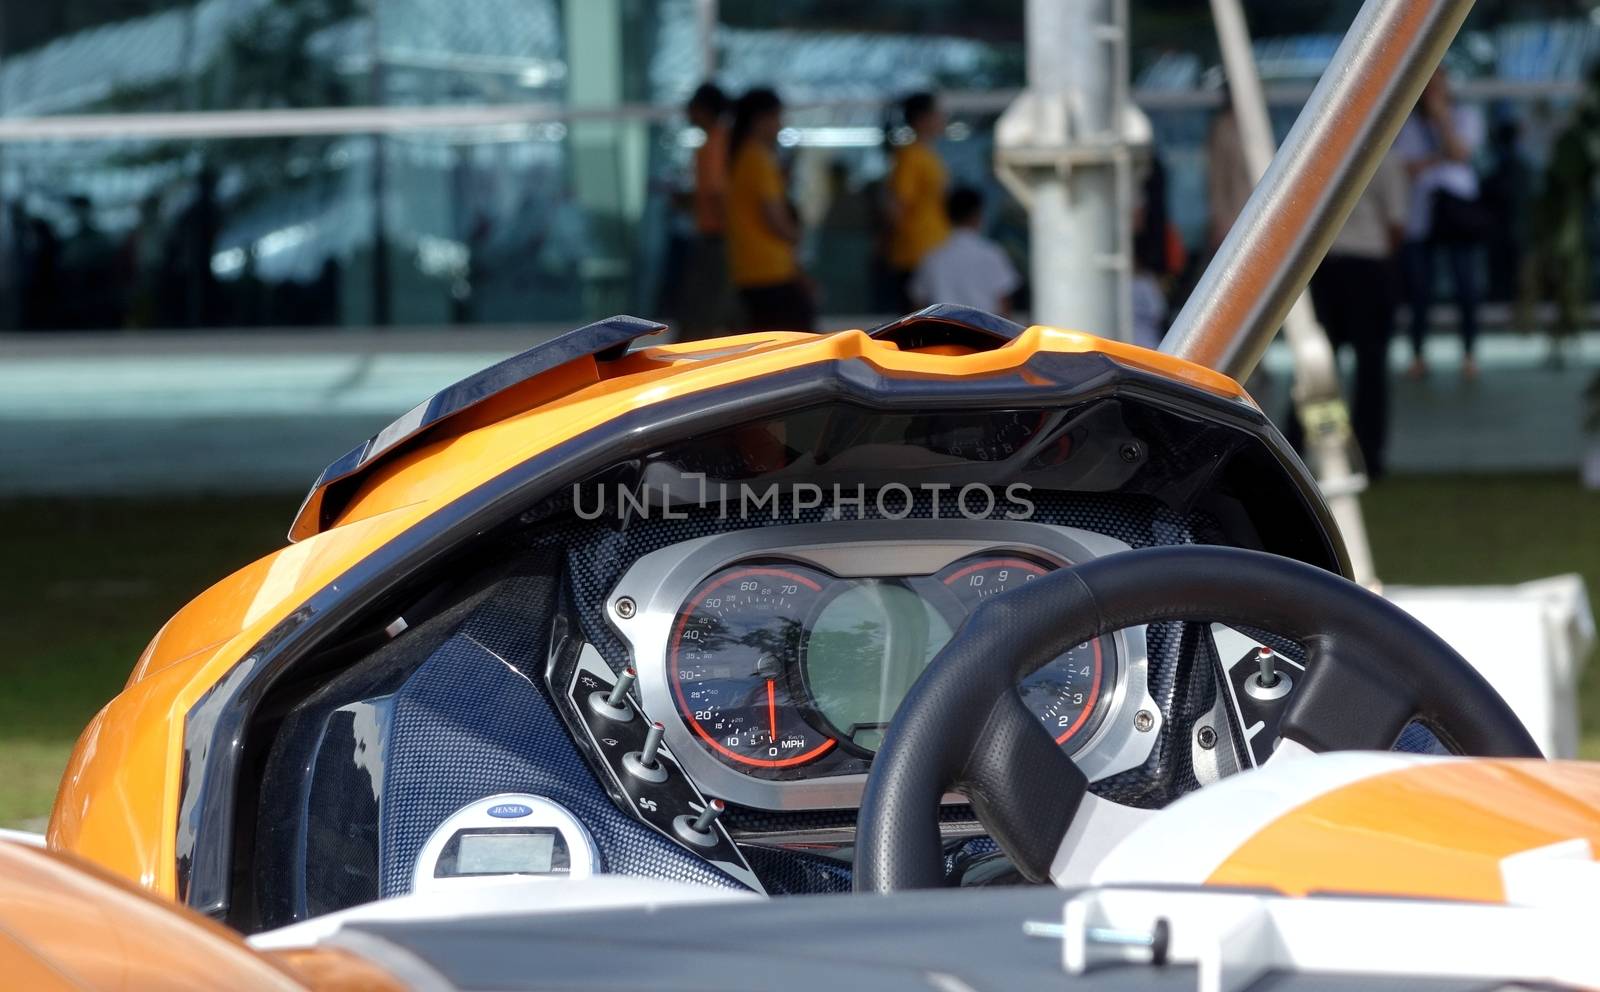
[1005, 0, 1130, 341]
[1204, 0, 1379, 585]
[1160, 0, 1473, 379]
[695, 0, 718, 78]
[370, 20, 391, 329]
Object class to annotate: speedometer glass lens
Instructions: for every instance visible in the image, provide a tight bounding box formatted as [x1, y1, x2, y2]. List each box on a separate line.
[669, 565, 838, 768]
[802, 578, 954, 754]
[666, 552, 1113, 774]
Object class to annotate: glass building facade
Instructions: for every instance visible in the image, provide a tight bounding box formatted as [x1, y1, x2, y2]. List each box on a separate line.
[0, 0, 1593, 333]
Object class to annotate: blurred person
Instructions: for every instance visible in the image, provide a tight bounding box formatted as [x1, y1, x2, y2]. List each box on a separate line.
[679, 82, 732, 340]
[58, 195, 116, 330]
[1206, 92, 1253, 253]
[12, 204, 59, 330]
[120, 194, 165, 329]
[886, 91, 950, 311]
[1203, 88, 1279, 402]
[1481, 119, 1531, 303]
[1131, 154, 1187, 350]
[725, 87, 814, 331]
[166, 167, 222, 328]
[815, 160, 874, 312]
[865, 172, 899, 313]
[908, 185, 1019, 316]
[1517, 97, 1598, 367]
[1292, 153, 1409, 479]
[1395, 69, 1486, 380]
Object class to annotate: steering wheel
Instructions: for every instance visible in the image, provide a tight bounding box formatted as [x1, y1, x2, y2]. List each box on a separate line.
[853, 546, 1541, 893]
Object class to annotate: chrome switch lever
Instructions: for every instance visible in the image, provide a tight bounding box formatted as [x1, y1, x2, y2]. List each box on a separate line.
[638, 721, 665, 766]
[588, 666, 637, 722]
[689, 799, 724, 833]
[606, 667, 638, 708]
[1256, 647, 1280, 689]
[673, 798, 725, 848]
[1245, 646, 1293, 701]
[623, 721, 670, 783]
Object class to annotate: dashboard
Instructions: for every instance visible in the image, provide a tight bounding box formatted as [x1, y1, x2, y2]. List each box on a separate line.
[229, 347, 1357, 922]
[602, 520, 1161, 811]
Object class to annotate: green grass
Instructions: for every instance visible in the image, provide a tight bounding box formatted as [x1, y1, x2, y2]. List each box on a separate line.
[1, 475, 1596, 827]
[0, 494, 294, 827]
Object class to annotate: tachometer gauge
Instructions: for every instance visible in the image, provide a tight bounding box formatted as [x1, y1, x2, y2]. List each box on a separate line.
[668, 564, 837, 769]
[938, 554, 1111, 749]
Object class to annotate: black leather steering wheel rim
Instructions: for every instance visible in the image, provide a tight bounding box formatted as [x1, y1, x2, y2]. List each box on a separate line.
[853, 545, 1542, 894]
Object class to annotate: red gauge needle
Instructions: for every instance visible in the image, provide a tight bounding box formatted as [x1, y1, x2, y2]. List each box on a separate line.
[766, 678, 778, 742]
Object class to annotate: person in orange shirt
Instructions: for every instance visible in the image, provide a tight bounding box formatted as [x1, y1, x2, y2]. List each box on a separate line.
[725, 87, 814, 331]
[680, 83, 731, 340]
[886, 91, 950, 311]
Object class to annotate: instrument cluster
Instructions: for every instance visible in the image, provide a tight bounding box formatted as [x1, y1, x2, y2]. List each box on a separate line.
[668, 553, 1106, 768]
[604, 520, 1161, 811]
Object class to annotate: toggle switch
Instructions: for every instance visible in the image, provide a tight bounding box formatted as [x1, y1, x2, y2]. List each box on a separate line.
[673, 798, 725, 848]
[1245, 646, 1292, 701]
[638, 721, 664, 766]
[588, 667, 637, 722]
[622, 721, 670, 783]
[1256, 647, 1280, 688]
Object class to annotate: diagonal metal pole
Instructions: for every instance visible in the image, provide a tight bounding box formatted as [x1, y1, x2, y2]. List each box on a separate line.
[1162, 0, 1474, 585]
[1210, 0, 1375, 586]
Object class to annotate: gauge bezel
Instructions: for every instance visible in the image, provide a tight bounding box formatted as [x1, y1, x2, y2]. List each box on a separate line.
[608, 520, 1161, 811]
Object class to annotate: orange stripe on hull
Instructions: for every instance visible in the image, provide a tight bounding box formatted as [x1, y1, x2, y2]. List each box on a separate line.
[1208, 759, 1600, 902]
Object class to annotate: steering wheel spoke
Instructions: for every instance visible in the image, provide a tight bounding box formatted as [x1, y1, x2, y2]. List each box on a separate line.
[1278, 637, 1418, 753]
[960, 690, 1089, 883]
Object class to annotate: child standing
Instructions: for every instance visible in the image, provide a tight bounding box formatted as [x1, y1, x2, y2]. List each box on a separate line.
[909, 186, 1020, 316]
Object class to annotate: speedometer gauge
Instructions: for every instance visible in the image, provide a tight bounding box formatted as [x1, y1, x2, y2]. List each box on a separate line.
[938, 555, 1111, 748]
[668, 565, 837, 768]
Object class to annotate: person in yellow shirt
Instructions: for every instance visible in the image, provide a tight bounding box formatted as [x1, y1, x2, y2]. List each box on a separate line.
[887, 91, 950, 311]
[680, 82, 731, 340]
[725, 87, 814, 331]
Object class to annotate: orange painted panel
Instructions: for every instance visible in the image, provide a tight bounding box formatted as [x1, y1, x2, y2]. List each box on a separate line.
[0, 841, 312, 991]
[1209, 759, 1600, 901]
[0, 930, 82, 992]
[127, 506, 426, 686]
[49, 660, 215, 893]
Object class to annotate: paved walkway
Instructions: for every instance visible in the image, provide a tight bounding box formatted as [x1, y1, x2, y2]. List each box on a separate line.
[1257, 331, 1599, 474]
[1, 327, 1594, 496]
